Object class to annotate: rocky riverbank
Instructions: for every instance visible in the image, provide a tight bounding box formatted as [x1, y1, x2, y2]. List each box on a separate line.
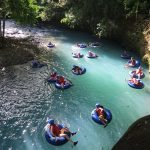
[143, 20, 150, 73]
[112, 115, 150, 150]
[0, 20, 57, 68]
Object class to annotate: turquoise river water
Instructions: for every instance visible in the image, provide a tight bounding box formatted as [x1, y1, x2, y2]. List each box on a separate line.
[0, 27, 150, 150]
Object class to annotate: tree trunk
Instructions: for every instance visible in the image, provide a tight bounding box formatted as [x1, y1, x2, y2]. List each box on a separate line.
[0, 19, 2, 48]
[135, 2, 139, 21]
[2, 14, 5, 47]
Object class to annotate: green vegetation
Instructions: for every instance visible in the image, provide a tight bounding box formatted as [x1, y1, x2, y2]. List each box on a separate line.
[0, 0, 39, 47]
[37, 0, 150, 37]
[1, 0, 149, 46]
[0, 0, 150, 68]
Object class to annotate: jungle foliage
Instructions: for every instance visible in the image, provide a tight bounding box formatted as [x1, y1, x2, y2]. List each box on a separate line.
[38, 0, 150, 38]
[0, 0, 150, 47]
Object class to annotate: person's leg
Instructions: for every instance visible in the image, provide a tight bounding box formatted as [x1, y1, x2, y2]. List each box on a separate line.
[61, 83, 64, 88]
[59, 133, 78, 145]
[99, 115, 107, 125]
[59, 133, 73, 143]
[62, 127, 77, 136]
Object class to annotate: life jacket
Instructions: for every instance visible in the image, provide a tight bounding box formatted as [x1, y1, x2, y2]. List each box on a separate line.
[76, 67, 81, 72]
[60, 77, 65, 84]
[96, 108, 104, 116]
[131, 59, 136, 65]
[50, 124, 60, 136]
[51, 73, 57, 78]
[89, 52, 93, 56]
[136, 69, 142, 75]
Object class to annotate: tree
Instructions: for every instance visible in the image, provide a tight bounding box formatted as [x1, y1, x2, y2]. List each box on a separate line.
[0, 0, 39, 48]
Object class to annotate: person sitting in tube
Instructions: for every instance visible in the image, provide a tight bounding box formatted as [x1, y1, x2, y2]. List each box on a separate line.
[50, 72, 57, 80]
[123, 50, 129, 56]
[72, 65, 82, 74]
[88, 51, 94, 57]
[48, 119, 78, 146]
[95, 104, 108, 127]
[73, 52, 81, 58]
[129, 57, 136, 66]
[76, 43, 80, 47]
[77, 52, 81, 58]
[135, 66, 143, 77]
[56, 76, 66, 87]
[129, 77, 141, 86]
[48, 42, 52, 45]
[32, 59, 40, 67]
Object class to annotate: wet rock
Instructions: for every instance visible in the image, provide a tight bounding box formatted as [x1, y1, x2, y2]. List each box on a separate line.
[112, 115, 150, 150]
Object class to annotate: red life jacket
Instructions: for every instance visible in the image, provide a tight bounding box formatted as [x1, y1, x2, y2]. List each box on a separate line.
[132, 60, 136, 65]
[50, 124, 60, 136]
[96, 108, 104, 116]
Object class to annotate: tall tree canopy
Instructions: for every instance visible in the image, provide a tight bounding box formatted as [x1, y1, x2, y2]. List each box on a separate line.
[36, 0, 149, 39]
[0, 0, 39, 47]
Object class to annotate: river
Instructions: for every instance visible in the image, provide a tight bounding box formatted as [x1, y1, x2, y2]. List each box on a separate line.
[0, 21, 150, 150]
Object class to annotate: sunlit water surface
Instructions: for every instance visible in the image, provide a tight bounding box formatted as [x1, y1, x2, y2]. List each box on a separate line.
[1, 25, 150, 150]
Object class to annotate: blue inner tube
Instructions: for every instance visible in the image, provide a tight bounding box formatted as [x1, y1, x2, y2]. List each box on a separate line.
[127, 60, 140, 68]
[121, 54, 131, 59]
[47, 44, 55, 48]
[47, 77, 57, 83]
[90, 42, 100, 47]
[87, 54, 98, 58]
[55, 81, 72, 89]
[78, 44, 87, 48]
[72, 67, 86, 75]
[128, 80, 144, 89]
[45, 124, 70, 146]
[72, 53, 84, 58]
[129, 71, 145, 79]
[91, 108, 112, 125]
[31, 61, 46, 68]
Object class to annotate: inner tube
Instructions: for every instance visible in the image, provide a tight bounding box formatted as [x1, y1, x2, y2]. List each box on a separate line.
[47, 44, 55, 48]
[127, 60, 140, 68]
[128, 80, 144, 89]
[129, 70, 145, 79]
[121, 54, 131, 59]
[72, 53, 84, 58]
[91, 108, 112, 125]
[77, 43, 87, 48]
[47, 77, 57, 83]
[87, 54, 98, 58]
[89, 42, 100, 48]
[31, 60, 46, 68]
[72, 67, 86, 75]
[45, 124, 70, 146]
[55, 80, 72, 89]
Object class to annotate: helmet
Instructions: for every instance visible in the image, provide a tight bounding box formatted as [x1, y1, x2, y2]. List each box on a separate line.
[73, 65, 77, 68]
[138, 66, 142, 69]
[95, 103, 103, 108]
[48, 119, 54, 125]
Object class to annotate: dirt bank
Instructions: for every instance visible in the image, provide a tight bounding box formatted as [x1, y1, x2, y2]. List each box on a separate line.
[0, 37, 40, 67]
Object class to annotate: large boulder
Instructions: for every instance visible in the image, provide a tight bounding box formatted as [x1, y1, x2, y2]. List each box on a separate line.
[112, 115, 150, 150]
